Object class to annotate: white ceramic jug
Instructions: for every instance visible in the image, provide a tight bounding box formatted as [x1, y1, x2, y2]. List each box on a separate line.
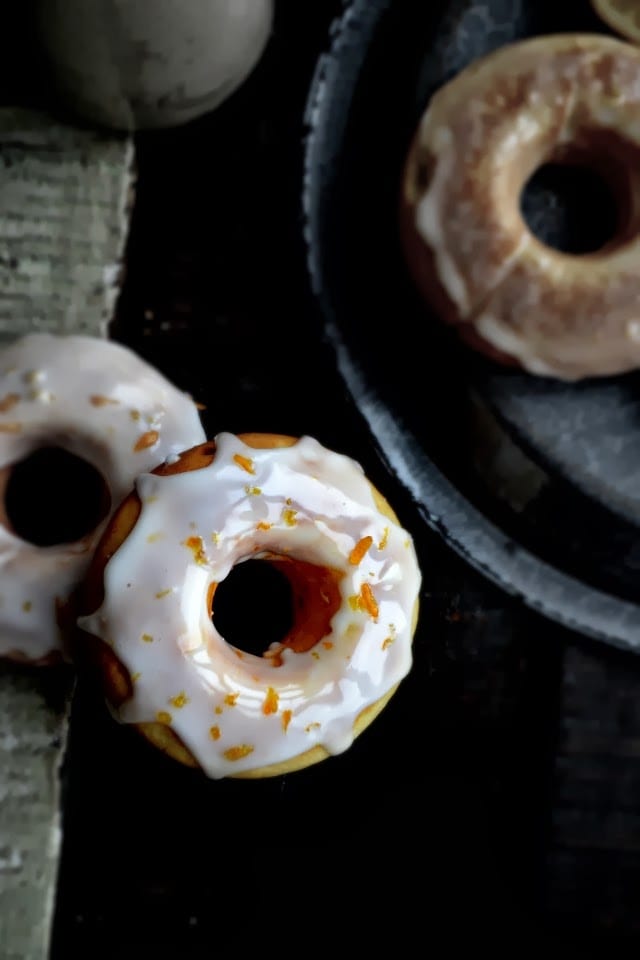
[34, 0, 275, 131]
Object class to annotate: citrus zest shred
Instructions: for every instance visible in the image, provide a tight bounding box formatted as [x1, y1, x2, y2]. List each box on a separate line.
[156, 711, 172, 725]
[349, 536, 373, 565]
[169, 692, 189, 709]
[89, 394, 118, 406]
[281, 710, 292, 733]
[155, 588, 172, 599]
[209, 725, 221, 741]
[378, 527, 390, 550]
[263, 687, 279, 715]
[141, 633, 154, 643]
[257, 521, 272, 531]
[224, 692, 239, 707]
[360, 582, 379, 619]
[233, 453, 255, 474]
[183, 535, 207, 565]
[223, 744, 254, 762]
[134, 429, 159, 452]
[282, 508, 297, 527]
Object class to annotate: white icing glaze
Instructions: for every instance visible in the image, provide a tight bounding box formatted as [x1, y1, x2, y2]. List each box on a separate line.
[0, 333, 206, 662]
[79, 433, 422, 778]
[405, 33, 640, 380]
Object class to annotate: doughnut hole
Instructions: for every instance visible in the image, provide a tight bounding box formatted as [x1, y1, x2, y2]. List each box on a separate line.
[0, 446, 111, 546]
[210, 556, 343, 661]
[519, 136, 640, 256]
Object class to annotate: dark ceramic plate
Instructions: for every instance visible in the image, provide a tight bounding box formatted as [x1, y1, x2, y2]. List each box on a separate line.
[302, 0, 640, 652]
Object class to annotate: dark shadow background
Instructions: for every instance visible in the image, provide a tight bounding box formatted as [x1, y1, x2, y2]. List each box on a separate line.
[1, 2, 640, 957]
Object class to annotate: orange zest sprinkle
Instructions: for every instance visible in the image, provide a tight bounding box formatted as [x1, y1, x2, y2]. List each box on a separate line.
[130, 409, 140, 421]
[382, 636, 395, 650]
[0, 393, 19, 412]
[256, 521, 272, 531]
[183, 535, 207, 565]
[360, 582, 379, 619]
[262, 687, 279, 715]
[322, 640, 334, 650]
[349, 536, 373, 565]
[169, 691, 190, 709]
[141, 633, 154, 643]
[311, 651, 320, 660]
[282, 508, 297, 527]
[224, 692, 239, 707]
[378, 527, 390, 550]
[282, 710, 292, 733]
[155, 588, 172, 599]
[233, 453, 255, 474]
[223, 744, 254, 762]
[89, 394, 118, 407]
[134, 430, 159, 452]
[245, 485, 262, 496]
[214, 705, 223, 715]
[209, 725, 221, 741]
[156, 711, 172, 725]
[0, 422, 21, 433]
[305, 722, 321, 733]
[233, 649, 244, 659]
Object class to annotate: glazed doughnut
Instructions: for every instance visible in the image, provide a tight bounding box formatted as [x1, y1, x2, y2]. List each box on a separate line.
[400, 33, 640, 381]
[591, 0, 640, 44]
[76, 432, 422, 779]
[0, 333, 206, 664]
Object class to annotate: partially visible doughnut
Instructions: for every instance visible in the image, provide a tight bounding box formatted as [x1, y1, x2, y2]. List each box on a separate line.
[0, 333, 206, 664]
[400, 33, 640, 381]
[76, 432, 422, 779]
[591, 0, 640, 45]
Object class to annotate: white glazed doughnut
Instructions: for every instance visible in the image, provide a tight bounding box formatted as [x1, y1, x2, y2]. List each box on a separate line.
[0, 333, 206, 663]
[400, 33, 640, 380]
[77, 432, 422, 779]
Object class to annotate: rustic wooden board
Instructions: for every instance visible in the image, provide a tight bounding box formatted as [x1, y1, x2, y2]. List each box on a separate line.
[0, 107, 134, 960]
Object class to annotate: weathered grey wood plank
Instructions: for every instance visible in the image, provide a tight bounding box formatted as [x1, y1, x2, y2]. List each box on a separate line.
[0, 107, 134, 960]
[0, 108, 134, 340]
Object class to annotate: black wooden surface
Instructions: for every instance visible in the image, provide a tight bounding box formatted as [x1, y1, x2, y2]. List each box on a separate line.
[42, 2, 640, 957]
